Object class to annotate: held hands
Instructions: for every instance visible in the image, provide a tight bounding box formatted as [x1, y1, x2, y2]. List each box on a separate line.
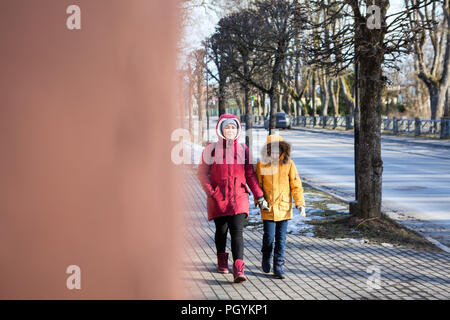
[296, 205, 306, 217]
[256, 196, 269, 211]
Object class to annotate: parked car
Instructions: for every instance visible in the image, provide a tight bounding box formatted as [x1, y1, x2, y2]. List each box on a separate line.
[264, 112, 292, 130]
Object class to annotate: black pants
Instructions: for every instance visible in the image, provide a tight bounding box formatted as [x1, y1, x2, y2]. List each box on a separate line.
[213, 213, 246, 261]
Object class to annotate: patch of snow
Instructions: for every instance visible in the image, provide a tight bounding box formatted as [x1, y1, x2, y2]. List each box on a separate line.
[304, 194, 328, 202]
[335, 238, 369, 244]
[326, 203, 348, 211]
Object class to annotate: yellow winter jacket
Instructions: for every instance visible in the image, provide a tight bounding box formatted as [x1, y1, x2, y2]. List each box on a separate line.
[255, 135, 305, 221]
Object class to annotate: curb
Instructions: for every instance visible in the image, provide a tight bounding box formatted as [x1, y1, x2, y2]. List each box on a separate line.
[301, 176, 450, 254]
[290, 126, 450, 150]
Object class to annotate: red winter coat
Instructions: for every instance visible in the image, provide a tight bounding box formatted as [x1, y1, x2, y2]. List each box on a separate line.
[197, 114, 264, 221]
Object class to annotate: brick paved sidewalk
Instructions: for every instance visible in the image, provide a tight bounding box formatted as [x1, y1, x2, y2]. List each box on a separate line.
[180, 167, 450, 300]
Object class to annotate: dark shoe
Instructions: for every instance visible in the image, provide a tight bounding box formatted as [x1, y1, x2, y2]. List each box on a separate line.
[233, 259, 247, 283]
[217, 252, 229, 274]
[262, 253, 271, 273]
[273, 258, 285, 279]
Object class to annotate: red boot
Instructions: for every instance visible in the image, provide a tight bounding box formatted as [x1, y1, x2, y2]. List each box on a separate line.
[217, 252, 229, 274]
[233, 259, 246, 283]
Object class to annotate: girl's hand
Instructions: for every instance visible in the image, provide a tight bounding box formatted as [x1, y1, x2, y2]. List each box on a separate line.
[297, 206, 306, 217]
[257, 197, 269, 210]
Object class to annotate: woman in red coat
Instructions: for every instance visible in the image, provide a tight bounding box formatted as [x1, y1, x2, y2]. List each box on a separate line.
[197, 114, 268, 283]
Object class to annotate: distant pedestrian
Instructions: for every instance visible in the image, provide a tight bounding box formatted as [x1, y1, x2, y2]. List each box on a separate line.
[197, 114, 269, 283]
[255, 134, 306, 279]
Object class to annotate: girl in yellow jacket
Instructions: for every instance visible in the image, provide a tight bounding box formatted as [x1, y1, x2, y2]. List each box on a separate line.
[255, 134, 306, 279]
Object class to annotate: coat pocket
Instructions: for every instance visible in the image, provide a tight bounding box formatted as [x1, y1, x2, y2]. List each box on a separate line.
[279, 194, 292, 211]
[241, 182, 251, 194]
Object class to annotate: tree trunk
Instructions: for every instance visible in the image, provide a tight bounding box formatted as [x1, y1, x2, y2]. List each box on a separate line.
[195, 74, 204, 145]
[305, 85, 311, 116]
[293, 40, 301, 117]
[269, 91, 278, 135]
[206, 74, 210, 142]
[196, 94, 204, 145]
[234, 88, 244, 116]
[243, 56, 253, 146]
[353, 0, 386, 218]
[340, 76, 355, 114]
[286, 55, 294, 116]
[417, 74, 447, 120]
[312, 71, 317, 116]
[357, 56, 384, 218]
[261, 92, 267, 116]
[320, 71, 329, 116]
[278, 85, 283, 112]
[256, 94, 261, 117]
[419, 75, 441, 120]
[418, 79, 430, 118]
[284, 89, 290, 115]
[329, 78, 340, 116]
[437, 83, 449, 118]
[445, 87, 450, 117]
[269, 38, 287, 133]
[218, 76, 226, 116]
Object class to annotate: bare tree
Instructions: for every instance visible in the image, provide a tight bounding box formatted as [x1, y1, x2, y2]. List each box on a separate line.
[205, 32, 234, 115]
[291, 35, 311, 116]
[217, 0, 307, 134]
[303, 0, 426, 218]
[217, 9, 263, 144]
[405, 0, 450, 119]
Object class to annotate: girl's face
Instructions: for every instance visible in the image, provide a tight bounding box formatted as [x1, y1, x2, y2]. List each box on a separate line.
[223, 124, 238, 140]
[270, 151, 280, 162]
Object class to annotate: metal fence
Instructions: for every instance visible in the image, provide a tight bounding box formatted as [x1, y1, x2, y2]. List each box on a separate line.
[252, 115, 450, 139]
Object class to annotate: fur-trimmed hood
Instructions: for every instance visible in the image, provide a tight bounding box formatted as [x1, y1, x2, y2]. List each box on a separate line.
[261, 134, 291, 165]
[216, 114, 242, 141]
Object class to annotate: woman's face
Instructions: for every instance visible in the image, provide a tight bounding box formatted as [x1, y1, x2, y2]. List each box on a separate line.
[223, 123, 238, 140]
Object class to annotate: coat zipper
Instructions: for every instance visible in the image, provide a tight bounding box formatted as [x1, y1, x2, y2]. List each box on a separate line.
[222, 179, 226, 201]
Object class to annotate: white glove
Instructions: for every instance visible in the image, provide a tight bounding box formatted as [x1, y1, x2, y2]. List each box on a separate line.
[257, 197, 269, 211]
[297, 206, 306, 217]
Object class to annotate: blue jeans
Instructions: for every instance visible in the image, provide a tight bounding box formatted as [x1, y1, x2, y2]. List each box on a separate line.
[262, 219, 288, 274]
